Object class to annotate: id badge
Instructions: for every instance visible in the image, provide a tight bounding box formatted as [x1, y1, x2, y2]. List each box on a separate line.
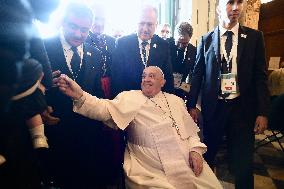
[173, 72, 183, 89]
[221, 73, 237, 94]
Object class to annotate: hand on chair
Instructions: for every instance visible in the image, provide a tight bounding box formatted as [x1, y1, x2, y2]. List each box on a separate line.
[189, 108, 199, 124]
[188, 151, 203, 177]
[254, 116, 268, 134]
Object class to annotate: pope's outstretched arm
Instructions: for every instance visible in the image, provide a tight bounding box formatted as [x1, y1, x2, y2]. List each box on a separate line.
[54, 75, 113, 124]
[55, 75, 137, 130]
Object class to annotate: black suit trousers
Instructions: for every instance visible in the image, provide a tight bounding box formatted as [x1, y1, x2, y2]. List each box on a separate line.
[203, 97, 255, 189]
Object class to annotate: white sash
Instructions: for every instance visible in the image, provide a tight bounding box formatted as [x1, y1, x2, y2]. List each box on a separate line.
[151, 121, 194, 189]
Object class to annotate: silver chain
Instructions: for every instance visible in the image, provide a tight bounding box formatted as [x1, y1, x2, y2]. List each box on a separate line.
[148, 92, 188, 140]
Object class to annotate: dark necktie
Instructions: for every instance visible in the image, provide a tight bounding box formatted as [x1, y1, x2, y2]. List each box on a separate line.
[225, 31, 233, 58]
[221, 31, 233, 74]
[220, 31, 233, 99]
[141, 41, 148, 65]
[70, 46, 81, 78]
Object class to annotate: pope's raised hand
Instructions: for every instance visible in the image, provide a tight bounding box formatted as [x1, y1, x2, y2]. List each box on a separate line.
[55, 74, 83, 100]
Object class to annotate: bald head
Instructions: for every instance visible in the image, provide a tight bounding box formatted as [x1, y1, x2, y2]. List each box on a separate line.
[146, 66, 164, 78]
[137, 5, 158, 41]
[141, 66, 166, 97]
[139, 5, 158, 20]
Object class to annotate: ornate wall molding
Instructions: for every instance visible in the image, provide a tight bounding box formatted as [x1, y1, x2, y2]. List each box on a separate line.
[242, 0, 261, 29]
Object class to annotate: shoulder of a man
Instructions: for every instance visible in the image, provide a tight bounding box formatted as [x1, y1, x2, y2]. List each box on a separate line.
[241, 25, 257, 32]
[105, 34, 116, 43]
[44, 35, 60, 49]
[152, 34, 168, 47]
[188, 43, 197, 51]
[203, 29, 215, 41]
[194, 29, 216, 48]
[116, 33, 136, 45]
[83, 42, 101, 56]
[241, 25, 262, 37]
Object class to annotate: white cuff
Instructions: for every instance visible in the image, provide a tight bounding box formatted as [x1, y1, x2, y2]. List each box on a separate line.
[73, 92, 86, 108]
[190, 147, 206, 156]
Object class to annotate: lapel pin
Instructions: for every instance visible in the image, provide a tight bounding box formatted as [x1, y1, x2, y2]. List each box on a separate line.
[153, 44, 157, 48]
[241, 34, 247, 38]
[87, 52, 92, 56]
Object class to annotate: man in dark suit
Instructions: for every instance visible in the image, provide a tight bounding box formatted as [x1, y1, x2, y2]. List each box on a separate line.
[86, 13, 116, 98]
[111, 5, 174, 96]
[44, 3, 111, 188]
[170, 21, 197, 98]
[86, 9, 124, 186]
[187, 0, 270, 188]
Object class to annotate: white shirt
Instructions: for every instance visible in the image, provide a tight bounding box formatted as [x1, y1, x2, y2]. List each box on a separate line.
[60, 30, 84, 74]
[219, 23, 240, 99]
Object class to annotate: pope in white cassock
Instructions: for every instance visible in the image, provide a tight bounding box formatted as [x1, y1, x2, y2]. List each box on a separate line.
[55, 66, 223, 189]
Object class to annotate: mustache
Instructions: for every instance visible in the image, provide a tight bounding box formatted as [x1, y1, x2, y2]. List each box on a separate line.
[231, 10, 239, 14]
[142, 31, 150, 35]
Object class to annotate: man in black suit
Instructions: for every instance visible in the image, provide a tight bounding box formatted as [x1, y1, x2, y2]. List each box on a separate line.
[86, 13, 116, 99]
[44, 3, 110, 188]
[170, 21, 197, 98]
[86, 9, 124, 186]
[187, 0, 269, 188]
[111, 5, 174, 96]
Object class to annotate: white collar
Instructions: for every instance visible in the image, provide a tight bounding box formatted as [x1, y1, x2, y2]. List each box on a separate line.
[152, 91, 163, 98]
[219, 23, 239, 37]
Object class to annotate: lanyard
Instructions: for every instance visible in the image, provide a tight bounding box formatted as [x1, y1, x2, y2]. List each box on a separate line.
[221, 36, 236, 73]
[140, 44, 150, 67]
[148, 92, 189, 141]
[64, 46, 83, 80]
[176, 46, 188, 63]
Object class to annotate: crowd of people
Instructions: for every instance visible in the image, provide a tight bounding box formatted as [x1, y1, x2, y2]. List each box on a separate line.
[0, 0, 269, 189]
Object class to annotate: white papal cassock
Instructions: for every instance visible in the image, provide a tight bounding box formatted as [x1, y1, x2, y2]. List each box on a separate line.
[73, 90, 223, 189]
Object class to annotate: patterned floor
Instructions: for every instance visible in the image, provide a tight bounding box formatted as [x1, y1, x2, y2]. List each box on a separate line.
[216, 130, 284, 189]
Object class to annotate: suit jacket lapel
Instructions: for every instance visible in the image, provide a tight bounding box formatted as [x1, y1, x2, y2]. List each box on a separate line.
[50, 37, 73, 79]
[212, 27, 221, 67]
[237, 25, 247, 65]
[79, 44, 95, 86]
[82, 44, 94, 71]
[132, 35, 144, 70]
[149, 35, 158, 66]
